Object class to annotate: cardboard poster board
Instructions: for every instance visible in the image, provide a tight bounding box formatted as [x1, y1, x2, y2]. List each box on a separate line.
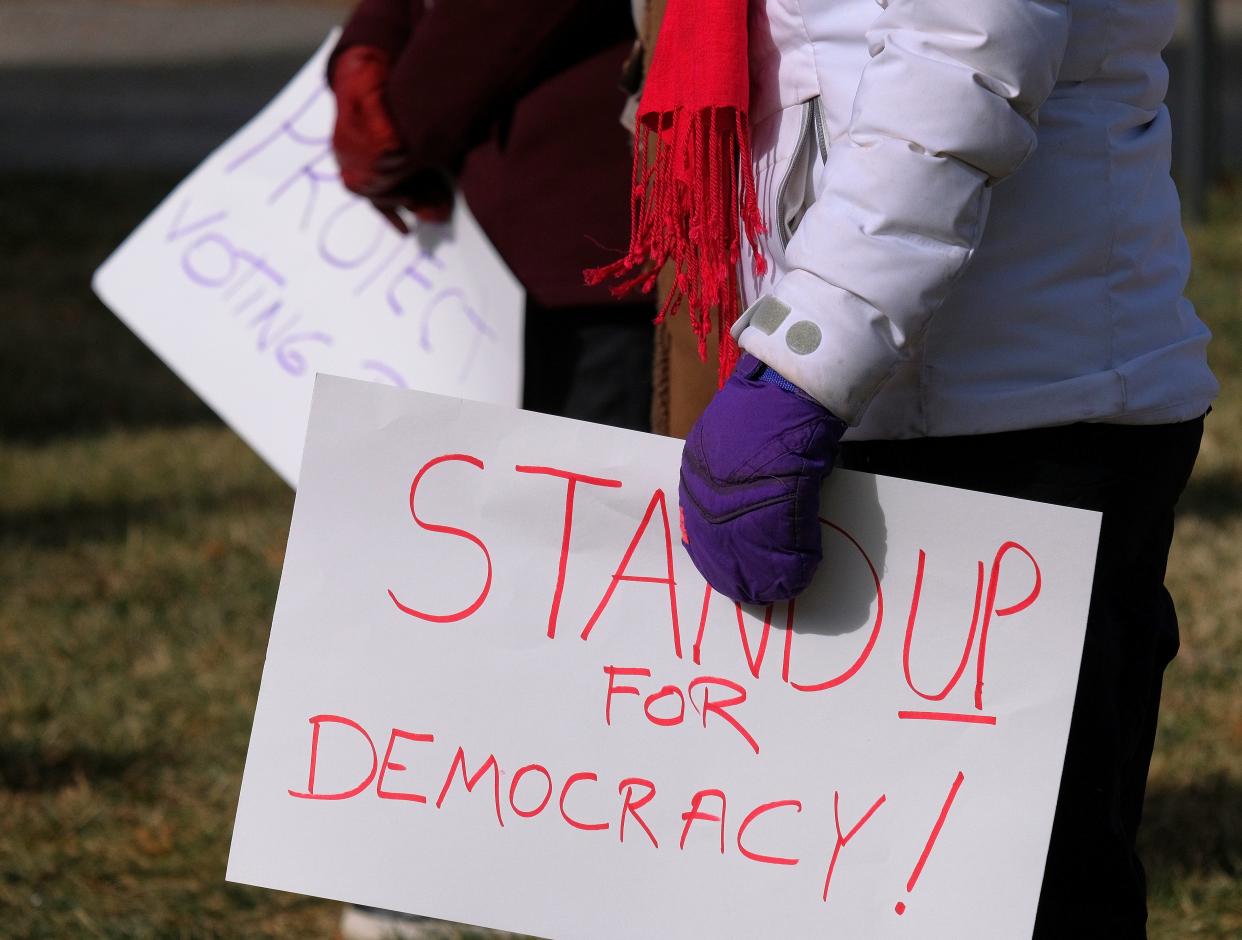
[93, 34, 524, 485]
[228, 375, 1099, 939]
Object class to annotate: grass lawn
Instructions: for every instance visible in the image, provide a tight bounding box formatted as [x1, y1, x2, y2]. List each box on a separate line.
[1, 172, 1240, 937]
[1141, 186, 1242, 938]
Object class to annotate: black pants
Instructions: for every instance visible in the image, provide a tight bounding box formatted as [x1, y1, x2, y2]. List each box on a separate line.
[522, 300, 654, 432]
[839, 417, 1204, 938]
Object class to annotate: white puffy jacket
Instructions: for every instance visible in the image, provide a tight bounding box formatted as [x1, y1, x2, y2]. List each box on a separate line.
[732, 0, 1218, 439]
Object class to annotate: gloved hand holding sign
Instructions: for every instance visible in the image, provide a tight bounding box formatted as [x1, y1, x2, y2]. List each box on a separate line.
[679, 353, 847, 605]
[329, 45, 453, 232]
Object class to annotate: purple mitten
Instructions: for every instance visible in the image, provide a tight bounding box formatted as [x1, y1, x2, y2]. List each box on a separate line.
[679, 354, 847, 604]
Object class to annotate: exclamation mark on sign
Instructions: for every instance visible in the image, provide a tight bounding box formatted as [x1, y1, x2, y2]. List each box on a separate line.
[895, 771, 966, 916]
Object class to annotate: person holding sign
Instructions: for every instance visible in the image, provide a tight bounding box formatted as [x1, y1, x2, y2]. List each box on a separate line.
[596, 0, 1218, 935]
[329, 0, 653, 433]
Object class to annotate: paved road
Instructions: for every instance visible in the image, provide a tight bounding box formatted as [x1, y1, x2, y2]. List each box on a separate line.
[0, 0, 346, 66]
[0, 0, 343, 171]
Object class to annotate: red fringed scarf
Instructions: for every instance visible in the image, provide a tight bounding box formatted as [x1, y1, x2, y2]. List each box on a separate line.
[585, 0, 765, 386]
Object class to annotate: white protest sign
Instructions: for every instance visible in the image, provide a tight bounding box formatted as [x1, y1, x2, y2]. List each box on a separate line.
[92, 33, 523, 486]
[228, 375, 1099, 939]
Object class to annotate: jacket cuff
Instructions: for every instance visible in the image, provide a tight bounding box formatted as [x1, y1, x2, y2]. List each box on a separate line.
[732, 277, 905, 426]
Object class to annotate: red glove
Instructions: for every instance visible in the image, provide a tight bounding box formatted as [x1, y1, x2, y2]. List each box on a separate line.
[330, 45, 453, 231]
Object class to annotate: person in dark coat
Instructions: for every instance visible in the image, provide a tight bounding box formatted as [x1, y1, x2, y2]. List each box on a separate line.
[330, 0, 653, 432]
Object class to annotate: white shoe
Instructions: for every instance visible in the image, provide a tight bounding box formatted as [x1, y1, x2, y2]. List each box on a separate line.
[337, 905, 448, 940]
[337, 905, 519, 940]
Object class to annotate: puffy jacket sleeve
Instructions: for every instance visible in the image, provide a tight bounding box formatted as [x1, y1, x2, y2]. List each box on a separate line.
[734, 0, 1071, 423]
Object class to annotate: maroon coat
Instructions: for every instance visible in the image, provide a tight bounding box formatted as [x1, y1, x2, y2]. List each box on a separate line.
[333, 0, 637, 308]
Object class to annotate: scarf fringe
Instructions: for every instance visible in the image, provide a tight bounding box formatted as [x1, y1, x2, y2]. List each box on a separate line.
[585, 106, 766, 388]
